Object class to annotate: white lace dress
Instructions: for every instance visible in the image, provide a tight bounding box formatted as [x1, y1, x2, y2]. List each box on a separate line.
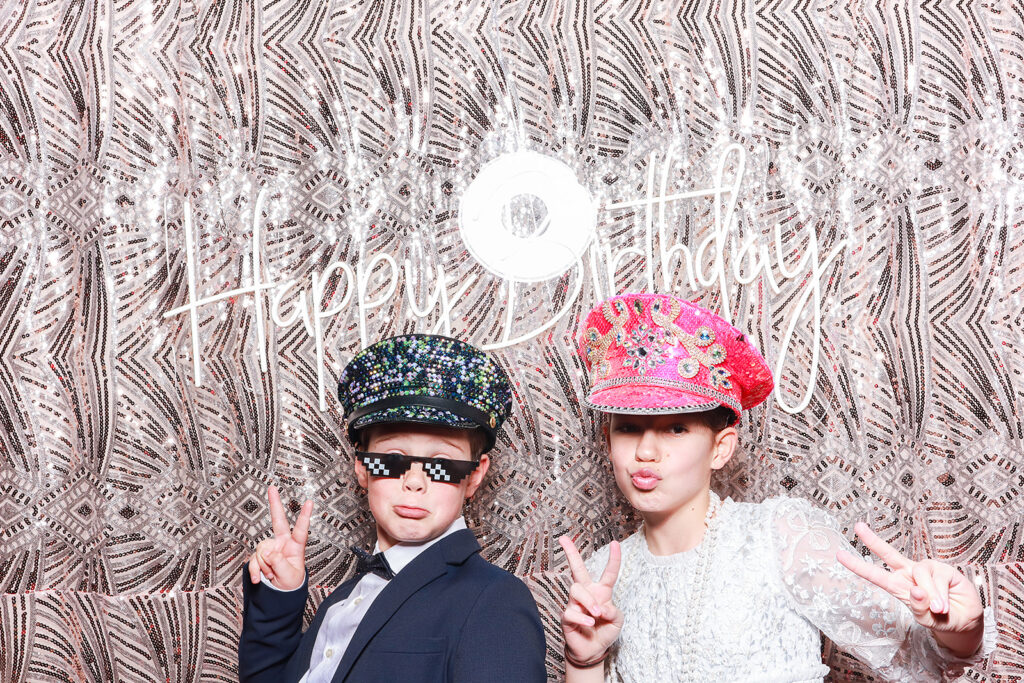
[585, 496, 996, 682]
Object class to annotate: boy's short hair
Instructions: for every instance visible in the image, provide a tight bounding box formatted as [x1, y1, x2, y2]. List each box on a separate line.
[465, 429, 489, 459]
[356, 424, 490, 460]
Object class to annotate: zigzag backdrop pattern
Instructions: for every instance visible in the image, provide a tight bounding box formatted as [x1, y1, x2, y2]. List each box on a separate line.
[0, 0, 1022, 680]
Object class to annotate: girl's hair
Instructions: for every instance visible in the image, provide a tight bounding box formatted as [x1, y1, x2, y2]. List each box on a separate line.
[696, 406, 740, 433]
[604, 406, 739, 433]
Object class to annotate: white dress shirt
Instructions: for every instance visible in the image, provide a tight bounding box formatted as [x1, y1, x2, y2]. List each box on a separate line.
[263, 517, 468, 683]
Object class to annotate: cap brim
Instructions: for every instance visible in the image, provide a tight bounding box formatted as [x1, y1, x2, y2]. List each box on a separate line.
[584, 384, 738, 417]
[348, 405, 492, 450]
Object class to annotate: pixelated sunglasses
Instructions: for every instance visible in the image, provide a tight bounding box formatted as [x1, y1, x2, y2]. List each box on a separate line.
[356, 451, 480, 484]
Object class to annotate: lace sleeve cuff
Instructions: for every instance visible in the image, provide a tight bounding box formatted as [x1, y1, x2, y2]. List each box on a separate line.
[924, 605, 997, 668]
[886, 604, 995, 681]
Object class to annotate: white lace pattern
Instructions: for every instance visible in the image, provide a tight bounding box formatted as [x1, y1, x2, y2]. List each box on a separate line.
[584, 497, 995, 682]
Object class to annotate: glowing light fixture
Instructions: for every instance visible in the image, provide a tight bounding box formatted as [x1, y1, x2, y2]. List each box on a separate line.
[459, 151, 596, 282]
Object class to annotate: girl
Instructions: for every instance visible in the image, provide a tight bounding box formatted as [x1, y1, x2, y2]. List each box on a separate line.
[559, 293, 994, 682]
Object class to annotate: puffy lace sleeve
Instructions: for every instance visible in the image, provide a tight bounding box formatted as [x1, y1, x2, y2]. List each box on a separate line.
[770, 497, 995, 681]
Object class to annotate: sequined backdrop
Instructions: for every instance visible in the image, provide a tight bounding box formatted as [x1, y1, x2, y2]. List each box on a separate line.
[0, 0, 1022, 680]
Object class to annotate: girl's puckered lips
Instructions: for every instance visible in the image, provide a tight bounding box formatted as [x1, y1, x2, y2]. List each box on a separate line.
[630, 468, 661, 491]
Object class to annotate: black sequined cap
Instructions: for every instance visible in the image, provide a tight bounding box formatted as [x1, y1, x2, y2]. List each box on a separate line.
[337, 334, 513, 454]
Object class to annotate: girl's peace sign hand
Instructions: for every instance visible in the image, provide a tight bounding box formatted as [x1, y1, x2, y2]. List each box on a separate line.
[247, 485, 314, 591]
[836, 522, 985, 657]
[558, 536, 623, 668]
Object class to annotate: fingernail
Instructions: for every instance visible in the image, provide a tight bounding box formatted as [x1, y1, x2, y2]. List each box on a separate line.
[930, 598, 942, 612]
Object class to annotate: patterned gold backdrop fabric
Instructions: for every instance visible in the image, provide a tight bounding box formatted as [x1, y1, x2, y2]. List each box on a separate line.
[0, 0, 1022, 680]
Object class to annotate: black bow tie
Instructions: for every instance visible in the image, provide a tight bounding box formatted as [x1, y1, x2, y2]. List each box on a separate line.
[351, 546, 396, 580]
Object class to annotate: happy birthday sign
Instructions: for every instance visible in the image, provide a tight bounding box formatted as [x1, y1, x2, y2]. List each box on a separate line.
[164, 144, 847, 414]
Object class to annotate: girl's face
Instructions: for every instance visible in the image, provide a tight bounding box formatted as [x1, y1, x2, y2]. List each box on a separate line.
[605, 413, 737, 520]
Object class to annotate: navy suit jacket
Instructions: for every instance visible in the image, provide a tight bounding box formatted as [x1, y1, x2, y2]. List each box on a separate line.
[238, 529, 547, 682]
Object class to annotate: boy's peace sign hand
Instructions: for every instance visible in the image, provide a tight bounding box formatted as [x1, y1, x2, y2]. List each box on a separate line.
[558, 536, 623, 668]
[247, 485, 314, 591]
[836, 522, 985, 656]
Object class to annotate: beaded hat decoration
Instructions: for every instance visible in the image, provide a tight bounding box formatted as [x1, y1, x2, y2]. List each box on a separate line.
[337, 334, 513, 454]
[579, 293, 774, 421]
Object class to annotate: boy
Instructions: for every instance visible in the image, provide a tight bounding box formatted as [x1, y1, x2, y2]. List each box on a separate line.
[239, 334, 547, 682]
[559, 293, 993, 681]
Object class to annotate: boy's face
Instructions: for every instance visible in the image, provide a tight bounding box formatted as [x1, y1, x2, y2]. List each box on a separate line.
[605, 413, 736, 521]
[354, 423, 489, 551]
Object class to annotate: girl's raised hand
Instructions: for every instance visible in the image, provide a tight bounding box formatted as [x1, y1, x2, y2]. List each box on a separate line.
[558, 536, 623, 668]
[836, 522, 985, 657]
[247, 485, 314, 591]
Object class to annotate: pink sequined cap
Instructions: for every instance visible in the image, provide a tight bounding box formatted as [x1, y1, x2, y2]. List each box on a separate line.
[579, 293, 774, 420]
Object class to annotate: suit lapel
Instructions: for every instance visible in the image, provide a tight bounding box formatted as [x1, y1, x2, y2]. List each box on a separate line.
[332, 529, 481, 681]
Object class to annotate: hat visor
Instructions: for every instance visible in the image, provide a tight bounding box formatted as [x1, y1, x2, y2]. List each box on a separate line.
[349, 405, 495, 452]
[351, 405, 479, 434]
[584, 384, 733, 416]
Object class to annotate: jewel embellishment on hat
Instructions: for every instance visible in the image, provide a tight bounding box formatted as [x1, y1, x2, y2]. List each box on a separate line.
[584, 299, 632, 379]
[678, 357, 700, 378]
[694, 326, 715, 345]
[621, 324, 669, 375]
[709, 366, 733, 390]
[649, 297, 728, 374]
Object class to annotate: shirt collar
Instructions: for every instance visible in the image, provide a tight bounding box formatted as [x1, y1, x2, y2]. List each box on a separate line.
[375, 516, 468, 575]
